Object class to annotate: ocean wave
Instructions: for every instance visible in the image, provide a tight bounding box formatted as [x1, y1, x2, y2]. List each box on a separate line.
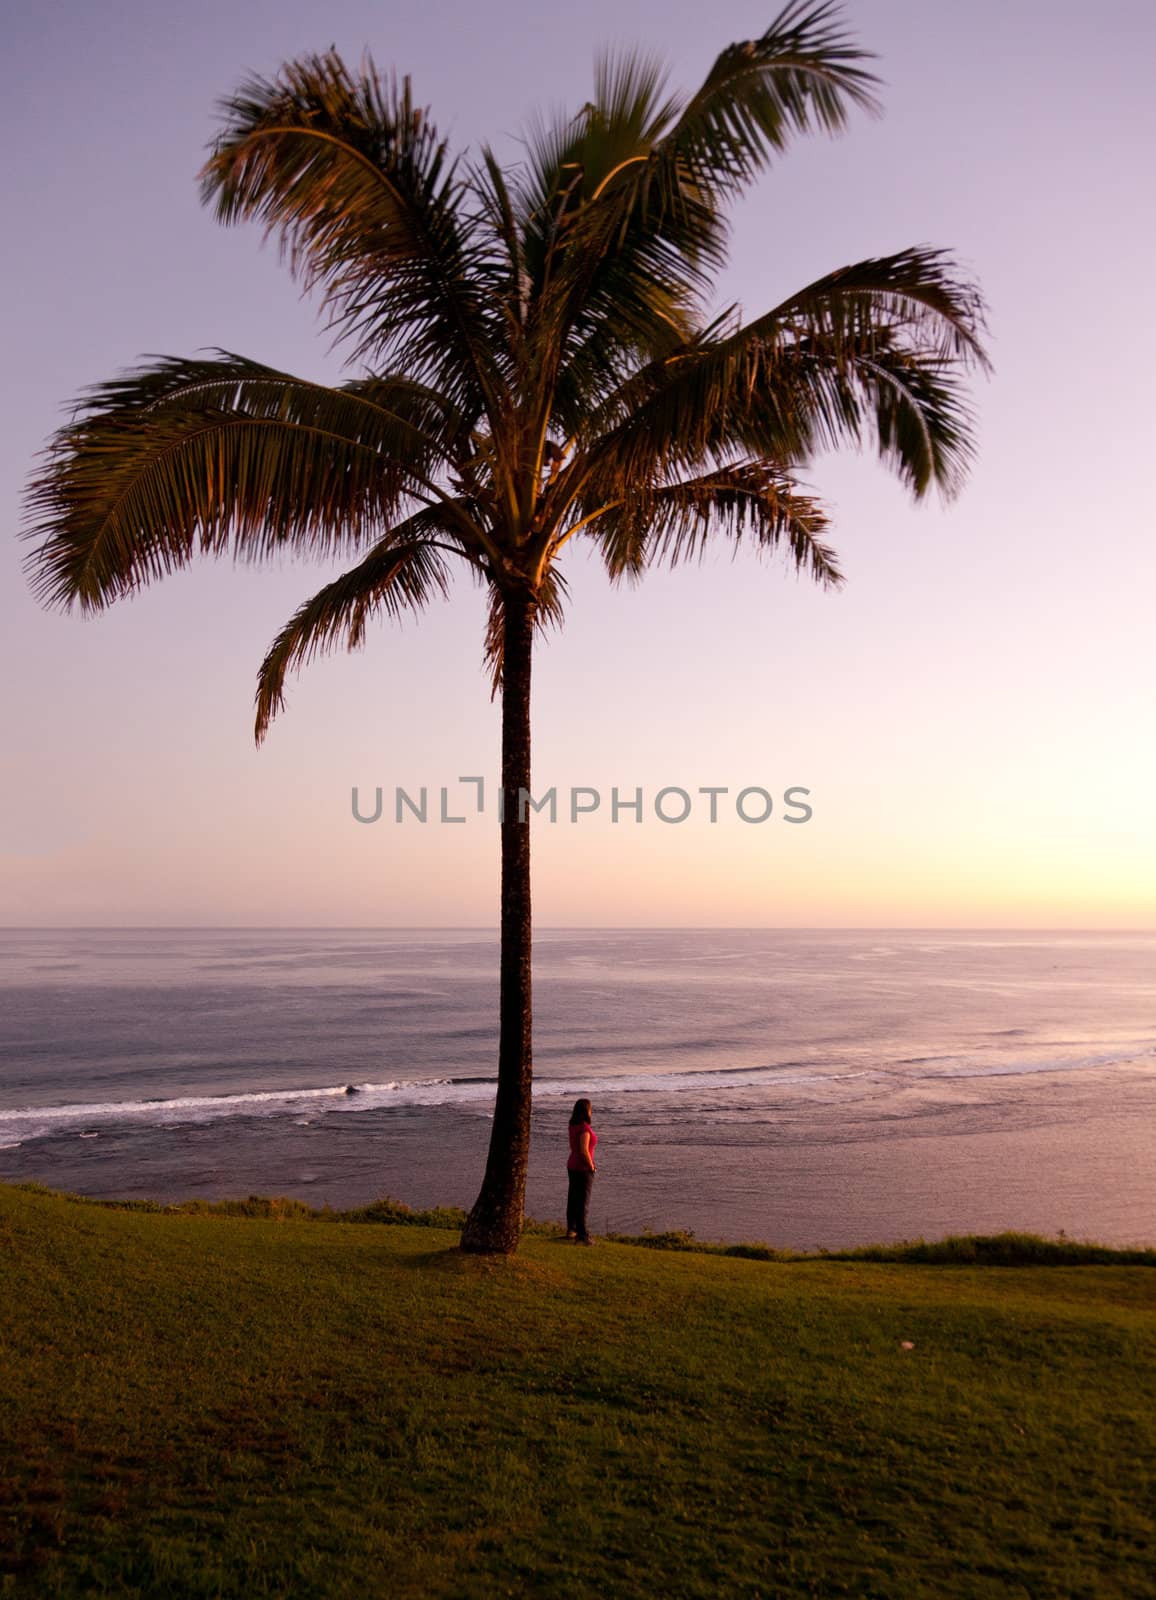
[0, 1062, 847, 1140]
[0, 1078, 442, 1136]
[910, 1043, 1156, 1081]
[2, 1041, 1153, 1144]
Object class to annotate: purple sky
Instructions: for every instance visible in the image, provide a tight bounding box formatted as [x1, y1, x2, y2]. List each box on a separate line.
[2, 0, 1154, 927]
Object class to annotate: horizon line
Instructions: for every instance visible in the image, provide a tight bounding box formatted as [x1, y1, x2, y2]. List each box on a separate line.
[1, 925, 1153, 935]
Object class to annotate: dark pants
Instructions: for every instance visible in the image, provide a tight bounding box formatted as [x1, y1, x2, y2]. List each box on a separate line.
[566, 1168, 594, 1239]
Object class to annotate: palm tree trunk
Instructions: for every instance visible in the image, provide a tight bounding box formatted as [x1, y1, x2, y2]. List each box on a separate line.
[460, 586, 535, 1254]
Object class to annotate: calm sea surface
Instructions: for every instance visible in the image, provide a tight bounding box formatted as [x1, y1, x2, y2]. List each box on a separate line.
[1, 928, 1154, 1247]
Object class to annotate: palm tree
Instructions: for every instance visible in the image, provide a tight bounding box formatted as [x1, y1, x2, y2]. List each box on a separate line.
[23, 1, 988, 1254]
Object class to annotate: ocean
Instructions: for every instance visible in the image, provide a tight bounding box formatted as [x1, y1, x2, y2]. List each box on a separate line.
[1, 927, 1154, 1249]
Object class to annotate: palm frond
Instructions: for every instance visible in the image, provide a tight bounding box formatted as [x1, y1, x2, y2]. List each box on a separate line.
[481, 566, 570, 698]
[759, 248, 991, 368]
[519, 3, 882, 424]
[837, 340, 977, 497]
[562, 246, 988, 514]
[583, 462, 841, 587]
[254, 515, 473, 741]
[200, 53, 510, 417]
[514, 60, 712, 421]
[474, 145, 530, 343]
[662, 0, 880, 198]
[22, 354, 482, 612]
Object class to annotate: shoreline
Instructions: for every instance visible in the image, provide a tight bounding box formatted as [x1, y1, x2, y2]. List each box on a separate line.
[7, 1177, 1156, 1267]
[4, 1078, 1156, 1252]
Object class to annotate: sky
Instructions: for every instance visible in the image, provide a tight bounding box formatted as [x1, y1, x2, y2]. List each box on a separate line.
[1, 0, 1154, 928]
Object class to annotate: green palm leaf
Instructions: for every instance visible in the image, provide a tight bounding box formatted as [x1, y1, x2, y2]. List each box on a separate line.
[583, 462, 841, 587]
[201, 55, 510, 421]
[520, 1, 882, 426]
[557, 247, 987, 529]
[254, 513, 478, 742]
[660, 0, 881, 195]
[23, 354, 486, 612]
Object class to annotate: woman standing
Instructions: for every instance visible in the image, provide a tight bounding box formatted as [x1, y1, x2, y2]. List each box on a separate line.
[565, 1097, 597, 1244]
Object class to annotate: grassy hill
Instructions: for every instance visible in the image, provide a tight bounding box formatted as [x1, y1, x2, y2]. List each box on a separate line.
[1, 1180, 1154, 1597]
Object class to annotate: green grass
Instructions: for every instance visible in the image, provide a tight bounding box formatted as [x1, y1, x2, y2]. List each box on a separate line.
[1, 1181, 1153, 1598]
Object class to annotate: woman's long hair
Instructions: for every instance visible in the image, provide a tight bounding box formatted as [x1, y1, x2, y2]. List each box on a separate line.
[569, 1097, 592, 1126]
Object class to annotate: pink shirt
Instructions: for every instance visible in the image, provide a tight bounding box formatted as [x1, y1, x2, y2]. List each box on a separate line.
[567, 1122, 597, 1172]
